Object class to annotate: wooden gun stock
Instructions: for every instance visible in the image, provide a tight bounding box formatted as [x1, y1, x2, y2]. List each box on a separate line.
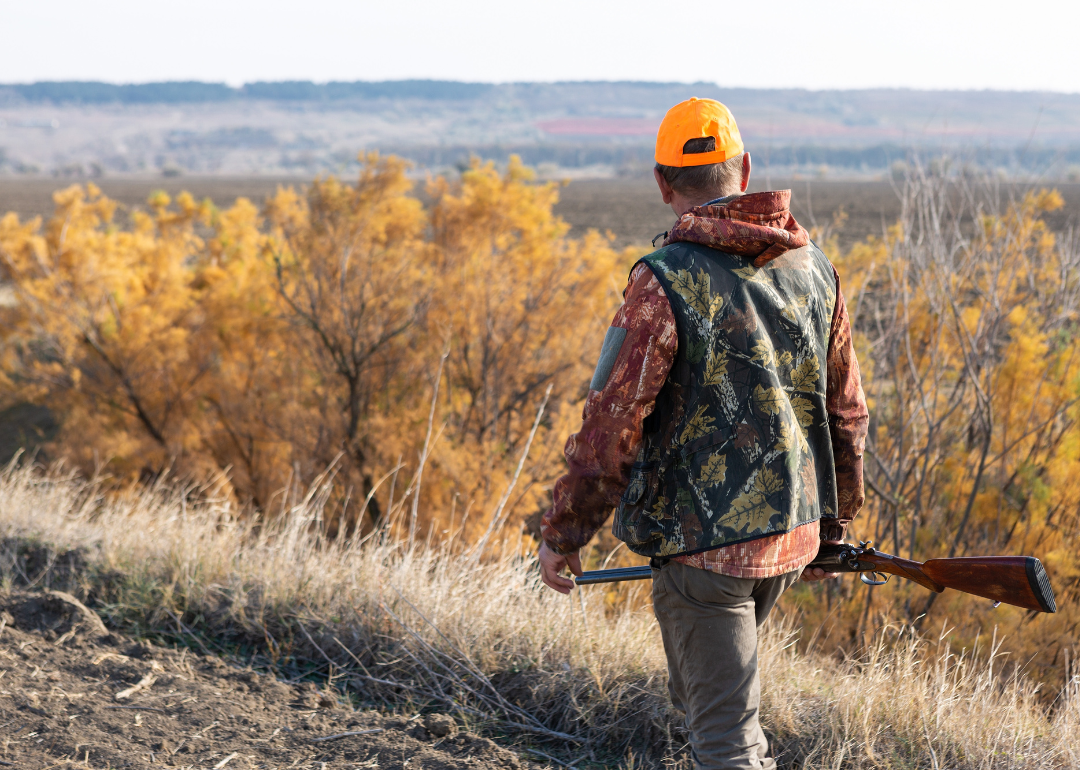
[575, 543, 1058, 614]
[808, 542, 1057, 613]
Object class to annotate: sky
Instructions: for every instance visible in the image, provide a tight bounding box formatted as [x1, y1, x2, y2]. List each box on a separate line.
[2, 0, 1079, 92]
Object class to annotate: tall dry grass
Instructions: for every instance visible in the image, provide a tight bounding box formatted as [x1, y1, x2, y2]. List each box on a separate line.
[1, 463, 1077, 768]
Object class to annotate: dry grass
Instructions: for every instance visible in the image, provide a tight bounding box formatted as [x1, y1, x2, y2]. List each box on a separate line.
[0, 464, 1077, 769]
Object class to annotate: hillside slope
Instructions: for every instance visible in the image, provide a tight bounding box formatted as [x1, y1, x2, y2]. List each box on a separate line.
[0, 589, 530, 769]
[0, 464, 1076, 767]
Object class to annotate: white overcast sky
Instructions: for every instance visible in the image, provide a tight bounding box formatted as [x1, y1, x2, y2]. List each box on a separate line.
[2, 0, 1078, 92]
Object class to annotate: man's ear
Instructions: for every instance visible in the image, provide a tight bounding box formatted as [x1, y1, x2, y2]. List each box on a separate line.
[653, 166, 675, 205]
[741, 152, 752, 192]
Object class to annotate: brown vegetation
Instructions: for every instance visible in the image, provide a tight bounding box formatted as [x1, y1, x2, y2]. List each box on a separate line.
[788, 170, 1080, 686]
[0, 155, 630, 536]
[1, 466, 1079, 768]
[2, 158, 1080, 766]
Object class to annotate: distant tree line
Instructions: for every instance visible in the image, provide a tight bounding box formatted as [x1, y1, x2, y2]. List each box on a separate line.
[0, 80, 495, 105]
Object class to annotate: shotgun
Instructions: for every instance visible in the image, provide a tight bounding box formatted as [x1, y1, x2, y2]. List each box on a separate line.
[574, 541, 1057, 613]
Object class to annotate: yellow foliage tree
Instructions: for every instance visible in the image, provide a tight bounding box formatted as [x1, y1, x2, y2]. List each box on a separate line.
[4, 157, 1080, 682]
[0, 185, 220, 481]
[0, 155, 631, 540]
[425, 158, 627, 538]
[788, 174, 1080, 683]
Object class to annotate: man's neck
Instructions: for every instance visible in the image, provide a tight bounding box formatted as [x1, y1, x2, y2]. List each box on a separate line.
[670, 191, 742, 218]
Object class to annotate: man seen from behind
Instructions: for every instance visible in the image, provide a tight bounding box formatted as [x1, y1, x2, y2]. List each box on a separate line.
[537, 98, 869, 770]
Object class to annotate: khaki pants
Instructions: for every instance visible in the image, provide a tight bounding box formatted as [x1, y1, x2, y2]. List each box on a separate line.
[652, 560, 801, 770]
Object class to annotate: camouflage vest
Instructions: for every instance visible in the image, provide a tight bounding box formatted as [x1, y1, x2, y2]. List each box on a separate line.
[612, 241, 839, 558]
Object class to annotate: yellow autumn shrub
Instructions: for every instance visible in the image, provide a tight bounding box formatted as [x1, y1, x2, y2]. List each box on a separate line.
[787, 180, 1080, 684]
[0, 155, 632, 537]
[2, 159, 1079, 686]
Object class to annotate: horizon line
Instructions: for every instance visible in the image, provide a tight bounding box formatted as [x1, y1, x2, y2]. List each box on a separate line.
[2, 79, 1080, 97]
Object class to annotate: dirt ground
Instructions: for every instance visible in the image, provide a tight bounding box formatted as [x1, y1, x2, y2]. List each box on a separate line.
[555, 176, 1080, 250]
[0, 174, 904, 251]
[0, 177, 297, 226]
[2, 175, 1078, 255]
[0, 589, 538, 770]
[554, 176, 912, 250]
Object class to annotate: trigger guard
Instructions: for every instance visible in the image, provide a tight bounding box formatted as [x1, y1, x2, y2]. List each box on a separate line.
[860, 572, 890, 586]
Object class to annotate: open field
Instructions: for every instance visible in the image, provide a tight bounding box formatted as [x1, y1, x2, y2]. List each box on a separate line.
[0, 176, 300, 226]
[4, 175, 1079, 253]
[3, 83, 1080, 178]
[555, 176, 920, 250]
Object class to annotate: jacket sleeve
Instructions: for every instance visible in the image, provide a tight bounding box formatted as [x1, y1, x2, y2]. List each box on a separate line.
[823, 268, 869, 541]
[540, 263, 678, 555]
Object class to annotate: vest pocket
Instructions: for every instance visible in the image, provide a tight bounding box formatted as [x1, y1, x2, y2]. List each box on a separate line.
[614, 460, 663, 548]
[678, 432, 732, 525]
[622, 460, 656, 505]
[678, 428, 734, 459]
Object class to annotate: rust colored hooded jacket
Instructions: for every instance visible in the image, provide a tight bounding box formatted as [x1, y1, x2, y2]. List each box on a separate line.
[540, 191, 868, 578]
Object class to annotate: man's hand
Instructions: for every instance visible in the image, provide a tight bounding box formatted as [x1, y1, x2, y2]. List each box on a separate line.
[538, 542, 583, 594]
[801, 539, 843, 582]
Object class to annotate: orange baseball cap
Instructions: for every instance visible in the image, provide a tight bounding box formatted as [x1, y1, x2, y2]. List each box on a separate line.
[655, 97, 744, 167]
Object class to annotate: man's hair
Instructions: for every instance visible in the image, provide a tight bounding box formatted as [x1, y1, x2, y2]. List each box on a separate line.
[655, 137, 744, 198]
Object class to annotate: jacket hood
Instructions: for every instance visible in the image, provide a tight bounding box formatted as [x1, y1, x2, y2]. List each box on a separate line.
[663, 190, 809, 267]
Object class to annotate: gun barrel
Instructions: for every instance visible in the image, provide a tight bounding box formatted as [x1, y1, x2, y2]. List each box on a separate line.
[575, 565, 653, 585]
